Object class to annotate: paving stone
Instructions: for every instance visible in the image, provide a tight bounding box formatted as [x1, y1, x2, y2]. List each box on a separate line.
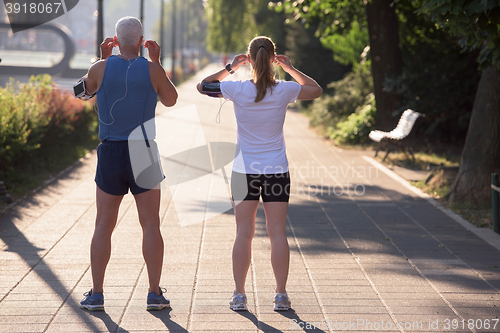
[0, 323, 47, 333]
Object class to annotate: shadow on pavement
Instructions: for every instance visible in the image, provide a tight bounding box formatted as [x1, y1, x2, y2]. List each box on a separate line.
[86, 310, 130, 333]
[0, 209, 104, 332]
[253, 184, 500, 294]
[149, 307, 188, 332]
[278, 310, 328, 333]
[235, 311, 278, 332]
[235, 310, 327, 333]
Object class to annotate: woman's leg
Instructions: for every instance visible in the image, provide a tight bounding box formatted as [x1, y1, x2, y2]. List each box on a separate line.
[134, 188, 164, 294]
[91, 187, 124, 293]
[232, 200, 259, 294]
[263, 202, 289, 294]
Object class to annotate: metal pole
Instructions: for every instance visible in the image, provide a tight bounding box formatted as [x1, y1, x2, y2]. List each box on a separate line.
[185, 0, 190, 52]
[96, 0, 104, 58]
[171, 0, 176, 84]
[180, 0, 185, 75]
[493, 173, 499, 234]
[140, 0, 144, 56]
[160, 0, 164, 63]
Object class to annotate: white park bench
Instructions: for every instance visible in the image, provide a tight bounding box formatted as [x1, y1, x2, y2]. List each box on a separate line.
[369, 109, 425, 162]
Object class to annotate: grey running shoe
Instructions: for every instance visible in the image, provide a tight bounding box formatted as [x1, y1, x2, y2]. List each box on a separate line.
[229, 292, 248, 311]
[274, 293, 291, 311]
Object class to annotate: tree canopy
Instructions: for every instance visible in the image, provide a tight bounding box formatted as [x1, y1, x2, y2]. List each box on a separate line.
[271, 0, 368, 65]
[416, 0, 500, 68]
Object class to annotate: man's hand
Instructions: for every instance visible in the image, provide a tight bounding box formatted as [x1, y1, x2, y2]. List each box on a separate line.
[145, 40, 161, 63]
[100, 37, 115, 60]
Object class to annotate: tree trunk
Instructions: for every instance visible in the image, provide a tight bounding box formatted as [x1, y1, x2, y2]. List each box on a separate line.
[448, 67, 500, 203]
[366, 0, 403, 131]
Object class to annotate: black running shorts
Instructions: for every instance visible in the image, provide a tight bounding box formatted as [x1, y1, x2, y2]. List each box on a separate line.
[231, 171, 291, 202]
[95, 140, 164, 196]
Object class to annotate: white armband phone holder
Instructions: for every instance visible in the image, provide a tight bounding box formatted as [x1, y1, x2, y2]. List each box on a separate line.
[73, 79, 96, 100]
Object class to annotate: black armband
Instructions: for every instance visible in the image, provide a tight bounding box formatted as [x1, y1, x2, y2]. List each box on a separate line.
[201, 81, 221, 98]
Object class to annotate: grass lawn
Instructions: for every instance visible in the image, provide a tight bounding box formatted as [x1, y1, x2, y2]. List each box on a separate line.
[375, 149, 494, 230]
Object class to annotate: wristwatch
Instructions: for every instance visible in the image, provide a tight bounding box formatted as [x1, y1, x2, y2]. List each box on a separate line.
[225, 63, 235, 74]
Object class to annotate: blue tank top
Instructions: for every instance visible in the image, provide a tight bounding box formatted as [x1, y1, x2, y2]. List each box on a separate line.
[96, 55, 158, 141]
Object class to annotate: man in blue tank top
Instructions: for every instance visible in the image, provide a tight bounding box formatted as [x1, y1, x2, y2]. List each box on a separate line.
[77, 17, 177, 311]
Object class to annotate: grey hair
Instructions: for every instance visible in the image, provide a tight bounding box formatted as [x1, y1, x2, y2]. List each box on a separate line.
[115, 17, 143, 47]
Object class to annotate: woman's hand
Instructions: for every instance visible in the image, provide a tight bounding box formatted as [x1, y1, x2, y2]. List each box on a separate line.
[230, 54, 249, 71]
[275, 55, 293, 73]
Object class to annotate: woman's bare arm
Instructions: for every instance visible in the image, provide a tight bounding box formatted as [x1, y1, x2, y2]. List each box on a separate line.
[275, 55, 323, 100]
[196, 54, 249, 95]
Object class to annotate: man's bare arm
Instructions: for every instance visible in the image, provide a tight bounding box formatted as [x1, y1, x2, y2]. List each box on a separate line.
[80, 37, 113, 96]
[82, 61, 106, 95]
[145, 40, 178, 107]
[149, 62, 178, 107]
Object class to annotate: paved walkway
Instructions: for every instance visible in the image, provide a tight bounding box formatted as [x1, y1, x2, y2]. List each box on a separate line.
[1, 65, 499, 333]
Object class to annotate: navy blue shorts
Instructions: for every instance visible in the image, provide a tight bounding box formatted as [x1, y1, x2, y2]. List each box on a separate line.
[231, 171, 291, 202]
[95, 140, 164, 196]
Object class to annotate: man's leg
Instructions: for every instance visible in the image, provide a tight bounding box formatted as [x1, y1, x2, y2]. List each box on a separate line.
[91, 187, 124, 293]
[134, 188, 163, 294]
[232, 200, 259, 294]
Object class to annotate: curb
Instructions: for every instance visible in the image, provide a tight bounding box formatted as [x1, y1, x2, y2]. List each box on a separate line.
[362, 155, 500, 252]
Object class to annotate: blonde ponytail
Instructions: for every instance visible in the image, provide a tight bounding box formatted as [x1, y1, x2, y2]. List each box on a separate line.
[248, 37, 277, 103]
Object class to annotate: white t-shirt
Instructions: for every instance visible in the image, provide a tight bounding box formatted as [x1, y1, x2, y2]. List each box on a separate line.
[220, 80, 301, 174]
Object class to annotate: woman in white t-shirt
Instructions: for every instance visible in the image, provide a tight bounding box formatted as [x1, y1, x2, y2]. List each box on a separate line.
[197, 36, 322, 311]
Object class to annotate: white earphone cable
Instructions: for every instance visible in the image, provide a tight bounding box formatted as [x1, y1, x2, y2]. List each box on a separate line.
[94, 55, 140, 126]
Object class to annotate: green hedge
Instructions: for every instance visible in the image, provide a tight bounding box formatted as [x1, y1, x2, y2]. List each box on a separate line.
[307, 57, 374, 144]
[0, 75, 97, 187]
[330, 93, 376, 145]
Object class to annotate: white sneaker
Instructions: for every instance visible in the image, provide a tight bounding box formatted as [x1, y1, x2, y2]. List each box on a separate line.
[229, 292, 248, 311]
[274, 293, 291, 311]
